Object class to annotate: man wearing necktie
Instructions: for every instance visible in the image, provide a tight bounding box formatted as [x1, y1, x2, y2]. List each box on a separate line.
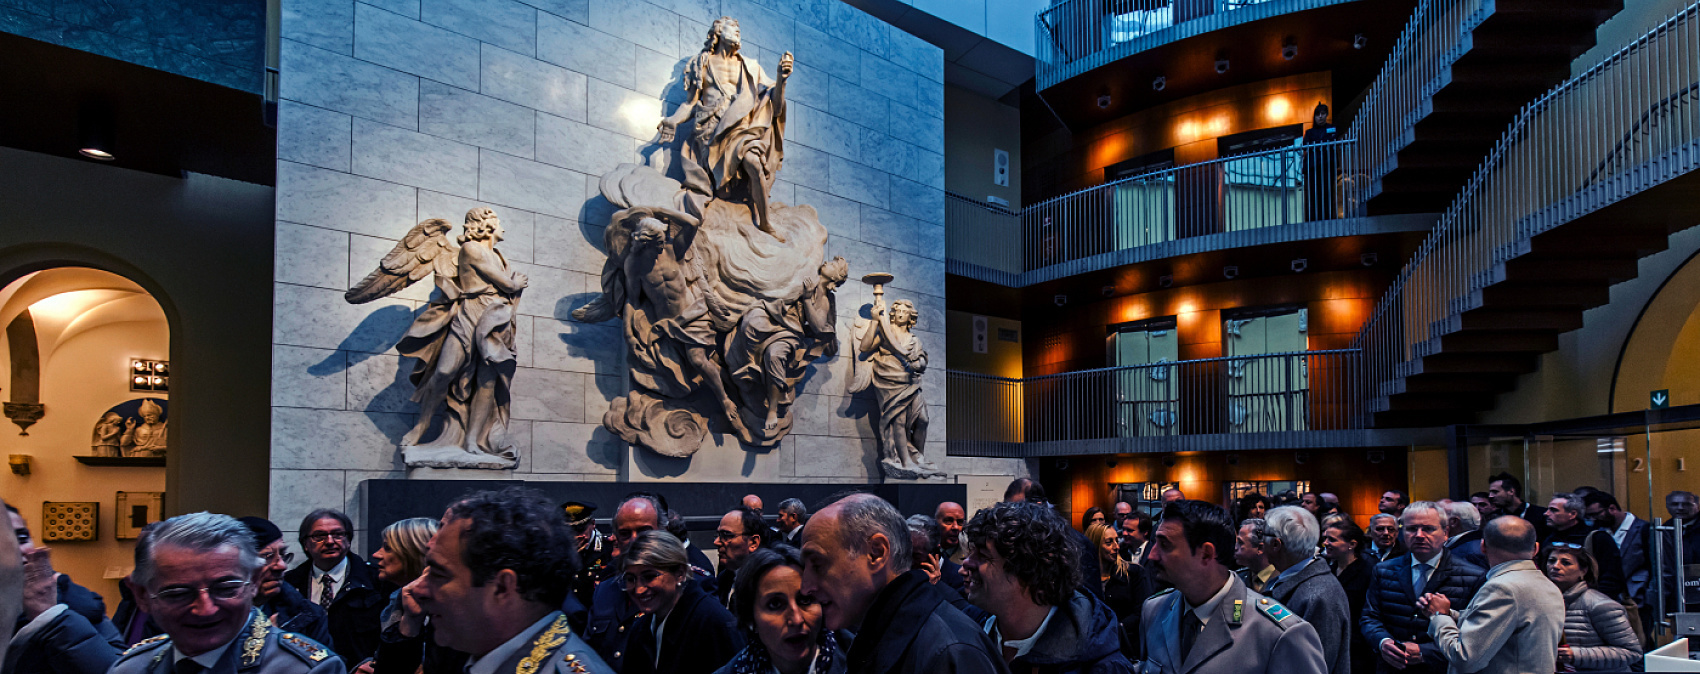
[284, 510, 389, 666]
[1136, 499, 1325, 673]
[1360, 502, 1486, 674]
[109, 512, 343, 674]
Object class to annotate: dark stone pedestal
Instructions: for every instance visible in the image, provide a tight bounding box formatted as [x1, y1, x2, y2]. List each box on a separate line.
[360, 479, 966, 556]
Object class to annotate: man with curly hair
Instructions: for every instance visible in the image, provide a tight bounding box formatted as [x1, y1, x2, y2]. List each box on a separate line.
[960, 502, 1133, 673]
[411, 488, 613, 674]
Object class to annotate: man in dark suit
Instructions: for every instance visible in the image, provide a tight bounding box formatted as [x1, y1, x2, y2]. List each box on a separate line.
[712, 507, 766, 607]
[284, 509, 389, 665]
[775, 499, 807, 547]
[1440, 501, 1488, 569]
[1361, 502, 1486, 674]
[1584, 490, 1651, 641]
[1487, 472, 1551, 541]
[1366, 514, 1406, 562]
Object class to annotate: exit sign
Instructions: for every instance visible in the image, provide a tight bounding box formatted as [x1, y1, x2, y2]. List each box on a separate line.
[1652, 389, 1671, 409]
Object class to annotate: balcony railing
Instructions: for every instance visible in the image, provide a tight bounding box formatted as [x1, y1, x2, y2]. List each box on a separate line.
[1354, 2, 1700, 402]
[1036, 0, 1359, 89]
[947, 349, 1364, 456]
[947, 139, 1363, 278]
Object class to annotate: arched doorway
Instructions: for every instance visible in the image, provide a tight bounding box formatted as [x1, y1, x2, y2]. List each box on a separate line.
[0, 266, 169, 602]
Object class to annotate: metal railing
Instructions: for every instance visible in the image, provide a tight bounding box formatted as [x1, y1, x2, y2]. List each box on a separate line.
[1354, 2, 1700, 406]
[1342, 0, 1491, 199]
[1036, 0, 1355, 89]
[1013, 139, 1362, 272]
[946, 349, 1363, 455]
[945, 193, 1022, 276]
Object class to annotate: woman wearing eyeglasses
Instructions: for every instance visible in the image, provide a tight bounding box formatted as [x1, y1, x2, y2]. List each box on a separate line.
[624, 530, 744, 674]
[714, 547, 847, 674]
[1540, 546, 1640, 673]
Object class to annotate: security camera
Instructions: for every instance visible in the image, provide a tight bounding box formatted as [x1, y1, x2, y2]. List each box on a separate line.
[1361, 252, 1379, 266]
[1158, 275, 1173, 288]
[1352, 33, 1367, 49]
[1223, 266, 1239, 279]
[1291, 258, 1308, 273]
[1054, 294, 1068, 307]
[1281, 40, 1297, 61]
[1215, 58, 1230, 74]
[1097, 90, 1112, 109]
[1152, 76, 1166, 91]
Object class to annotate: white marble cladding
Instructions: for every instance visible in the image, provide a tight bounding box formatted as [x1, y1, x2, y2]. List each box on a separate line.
[272, 0, 1022, 527]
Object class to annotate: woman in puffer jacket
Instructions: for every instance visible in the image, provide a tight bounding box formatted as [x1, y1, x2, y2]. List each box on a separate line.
[1540, 546, 1641, 673]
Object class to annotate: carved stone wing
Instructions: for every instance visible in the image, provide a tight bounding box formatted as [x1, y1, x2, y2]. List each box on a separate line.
[344, 219, 459, 304]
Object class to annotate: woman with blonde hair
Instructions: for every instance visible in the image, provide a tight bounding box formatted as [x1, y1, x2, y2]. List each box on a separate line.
[366, 518, 465, 674]
[624, 530, 743, 674]
[1086, 521, 1150, 659]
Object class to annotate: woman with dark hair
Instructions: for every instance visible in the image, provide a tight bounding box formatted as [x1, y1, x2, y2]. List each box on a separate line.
[1541, 547, 1640, 673]
[1080, 507, 1107, 532]
[624, 530, 744, 674]
[1235, 493, 1270, 525]
[1320, 519, 1374, 674]
[714, 547, 847, 674]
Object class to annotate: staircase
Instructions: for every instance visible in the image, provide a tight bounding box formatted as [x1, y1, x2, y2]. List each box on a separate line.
[1358, 3, 1700, 427]
[1350, 0, 1624, 216]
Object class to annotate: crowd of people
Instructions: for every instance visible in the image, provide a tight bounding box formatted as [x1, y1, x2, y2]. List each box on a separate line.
[3, 473, 1698, 674]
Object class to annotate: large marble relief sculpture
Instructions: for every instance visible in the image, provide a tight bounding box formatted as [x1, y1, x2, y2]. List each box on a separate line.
[346, 208, 527, 469]
[850, 275, 942, 480]
[574, 17, 841, 458]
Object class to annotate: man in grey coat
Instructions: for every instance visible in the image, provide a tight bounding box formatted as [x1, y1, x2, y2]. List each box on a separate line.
[1419, 516, 1564, 674]
[1261, 507, 1351, 674]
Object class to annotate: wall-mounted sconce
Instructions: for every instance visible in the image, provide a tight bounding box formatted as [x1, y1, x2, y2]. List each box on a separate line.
[9, 454, 30, 475]
[130, 359, 169, 392]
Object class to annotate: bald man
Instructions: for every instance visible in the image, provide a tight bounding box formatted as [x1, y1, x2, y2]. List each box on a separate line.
[935, 502, 967, 564]
[1420, 517, 1563, 674]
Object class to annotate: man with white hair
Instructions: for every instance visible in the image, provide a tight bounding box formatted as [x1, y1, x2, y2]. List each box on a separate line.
[1261, 506, 1352, 674]
[1361, 502, 1486, 674]
[1441, 501, 1487, 569]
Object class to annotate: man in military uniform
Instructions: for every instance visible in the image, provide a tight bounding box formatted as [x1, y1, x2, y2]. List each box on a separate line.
[110, 512, 344, 674]
[413, 488, 612, 674]
[1140, 500, 1326, 674]
[561, 501, 612, 611]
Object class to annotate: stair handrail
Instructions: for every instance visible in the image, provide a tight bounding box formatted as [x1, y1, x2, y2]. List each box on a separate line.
[1352, 2, 1700, 419]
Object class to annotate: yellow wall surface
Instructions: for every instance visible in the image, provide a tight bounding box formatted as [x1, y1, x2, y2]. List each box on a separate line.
[0, 275, 169, 606]
[945, 310, 1023, 378]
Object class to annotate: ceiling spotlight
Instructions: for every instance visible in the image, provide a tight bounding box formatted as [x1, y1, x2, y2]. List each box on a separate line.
[1152, 76, 1166, 91]
[1361, 252, 1379, 266]
[1054, 294, 1069, 307]
[1291, 258, 1308, 272]
[1096, 88, 1112, 109]
[78, 102, 116, 161]
[1223, 265, 1239, 279]
[1281, 38, 1298, 61]
[1352, 33, 1367, 49]
[1158, 275, 1173, 288]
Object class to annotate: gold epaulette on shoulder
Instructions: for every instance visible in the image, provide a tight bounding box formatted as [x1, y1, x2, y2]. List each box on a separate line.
[122, 634, 171, 658]
[280, 633, 332, 662]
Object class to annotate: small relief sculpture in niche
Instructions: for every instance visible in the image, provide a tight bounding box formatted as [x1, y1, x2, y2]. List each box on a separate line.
[850, 275, 943, 480]
[91, 411, 124, 457]
[576, 16, 840, 459]
[346, 208, 527, 469]
[121, 399, 168, 457]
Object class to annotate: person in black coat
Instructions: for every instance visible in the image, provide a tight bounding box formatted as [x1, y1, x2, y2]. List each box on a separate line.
[713, 547, 848, 674]
[1085, 522, 1149, 660]
[1542, 493, 1626, 599]
[621, 531, 743, 674]
[5, 547, 121, 674]
[1360, 504, 1486, 674]
[1321, 520, 1376, 674]
[285, 509, 392, 665]
[799, 493, 1007, 674]
[238, 517, 335, 651]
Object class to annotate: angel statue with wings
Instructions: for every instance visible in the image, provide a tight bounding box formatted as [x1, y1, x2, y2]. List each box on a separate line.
[345, 207, 527, 468]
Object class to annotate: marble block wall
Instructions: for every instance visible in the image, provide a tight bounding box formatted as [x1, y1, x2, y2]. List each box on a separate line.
[269, 0, 1026, 539]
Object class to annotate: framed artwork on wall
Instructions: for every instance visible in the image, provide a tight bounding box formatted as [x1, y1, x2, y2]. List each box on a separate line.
[41, 502, 99, 542]
[115, 492, 164, 540]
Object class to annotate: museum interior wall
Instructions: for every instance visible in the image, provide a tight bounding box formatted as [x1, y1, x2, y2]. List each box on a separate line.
[270, 0, 1026, 542]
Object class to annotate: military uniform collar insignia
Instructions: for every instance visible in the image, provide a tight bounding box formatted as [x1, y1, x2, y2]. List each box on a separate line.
[516, 614, 574, 674]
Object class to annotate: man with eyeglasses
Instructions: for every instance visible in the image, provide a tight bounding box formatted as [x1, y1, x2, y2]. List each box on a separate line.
[712, 506, 766, 607]
[112, 512, 344, 674]
[238, 517, 332, 651]
[284, 509, 388, 667]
